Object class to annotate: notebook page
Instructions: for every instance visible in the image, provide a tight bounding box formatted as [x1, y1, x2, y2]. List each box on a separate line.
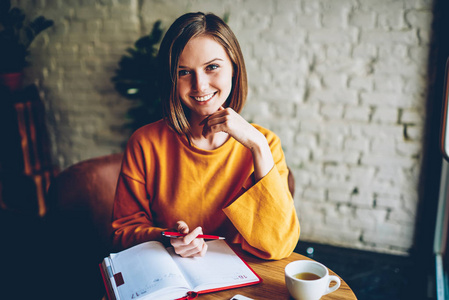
[110, 241, 190, 300]
[167, 240, 259, 291]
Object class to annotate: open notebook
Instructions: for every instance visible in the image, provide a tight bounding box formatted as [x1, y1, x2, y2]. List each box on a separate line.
[100, 239, 262, 300]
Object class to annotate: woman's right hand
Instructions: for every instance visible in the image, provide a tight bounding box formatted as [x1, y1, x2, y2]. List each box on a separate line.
[170, 221, 208, 257]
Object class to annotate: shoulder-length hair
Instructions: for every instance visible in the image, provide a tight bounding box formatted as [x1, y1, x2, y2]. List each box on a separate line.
[157, 12, 248, 137]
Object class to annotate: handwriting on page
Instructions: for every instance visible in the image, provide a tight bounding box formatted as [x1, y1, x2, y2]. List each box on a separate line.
[169, 240, 259, 289]
[111, 241, 190, 300]
[130, 273, 182, 299]
[182, 255, 252, 284]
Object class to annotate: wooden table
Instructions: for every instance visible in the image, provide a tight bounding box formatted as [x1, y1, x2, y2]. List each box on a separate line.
[101, 247, 357, 300]
[200, 246, 358, 300]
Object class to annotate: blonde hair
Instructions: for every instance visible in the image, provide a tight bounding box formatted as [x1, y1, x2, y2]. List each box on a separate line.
[158, 12, 247, 137]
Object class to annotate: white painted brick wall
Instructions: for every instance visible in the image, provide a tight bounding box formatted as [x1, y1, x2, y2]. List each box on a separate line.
[11, 0, 434, 255]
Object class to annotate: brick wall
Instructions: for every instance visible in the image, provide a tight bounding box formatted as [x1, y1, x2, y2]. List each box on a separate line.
[12, 0, 434, 255]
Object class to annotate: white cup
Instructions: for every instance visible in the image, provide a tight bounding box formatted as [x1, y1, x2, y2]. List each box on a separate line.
[285, 260, 341, 300]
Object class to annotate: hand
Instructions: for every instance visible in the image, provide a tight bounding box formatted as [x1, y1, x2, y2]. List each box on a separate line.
[170, 221, 208, 257]
[202, 107, 261, 150]
[202, 107, 274, 180]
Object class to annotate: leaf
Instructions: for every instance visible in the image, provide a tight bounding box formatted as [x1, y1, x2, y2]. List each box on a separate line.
[0, 3, 53, 72]
[112, 20, 165, 132]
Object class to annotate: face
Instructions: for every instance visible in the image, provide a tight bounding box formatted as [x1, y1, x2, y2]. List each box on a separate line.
[177, 35, 233, 122]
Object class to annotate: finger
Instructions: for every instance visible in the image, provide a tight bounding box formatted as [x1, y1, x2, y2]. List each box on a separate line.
[177, 239, 206, 257]
[199, 116, 209, 126]
[170, 226, 202, 247]
[171, 227, 207, 257]
[170, 221, 191, 247]
[207, 108, 241, 127]
[183, 242, 208, 258]
[182, 226, 203, 244]
[202, 113, 232, 138]
[209, 106, 230, 118]
[202, 121, 214, 138]
[205, 107, 232, 122]
[206, 115, 229, 127]
[199, 106, 226, 127]
[203, 123, 225, 139]
[197, 242, 208, 257]
[201, 108, 233, 138]
[176, 220, 189, 234]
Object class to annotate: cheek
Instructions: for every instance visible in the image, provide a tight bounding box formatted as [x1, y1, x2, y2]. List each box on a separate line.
[216, 71, 233, 93]
[177, 80, 189, 97]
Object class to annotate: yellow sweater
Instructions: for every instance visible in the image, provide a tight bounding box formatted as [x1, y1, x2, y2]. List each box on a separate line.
[112, 119, 300, 260]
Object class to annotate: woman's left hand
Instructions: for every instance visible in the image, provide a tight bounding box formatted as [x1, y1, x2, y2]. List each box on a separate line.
[202, 107, 274, 180]
[202, 107, 258, 149]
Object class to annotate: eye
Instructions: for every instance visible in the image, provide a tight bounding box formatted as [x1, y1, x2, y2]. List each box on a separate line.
[206, 64, 219, 71]
[178, 69, 190, 77]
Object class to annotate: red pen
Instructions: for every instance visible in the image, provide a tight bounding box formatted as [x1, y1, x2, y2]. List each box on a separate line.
[162, 231, 225, 240]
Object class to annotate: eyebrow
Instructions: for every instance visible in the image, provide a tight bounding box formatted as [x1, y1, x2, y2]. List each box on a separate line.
[178, 58, 224, 69]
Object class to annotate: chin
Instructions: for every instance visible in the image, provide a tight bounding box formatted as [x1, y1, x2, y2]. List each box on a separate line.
[197, 110, 217, 118]
[195, 105, 221, 115]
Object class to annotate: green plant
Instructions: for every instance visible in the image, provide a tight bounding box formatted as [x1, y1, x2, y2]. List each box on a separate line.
[0, 0, 54, 73]
[112, 21, 164, 132]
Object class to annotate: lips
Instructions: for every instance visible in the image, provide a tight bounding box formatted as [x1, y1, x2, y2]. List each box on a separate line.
[192, 92, 216, 102]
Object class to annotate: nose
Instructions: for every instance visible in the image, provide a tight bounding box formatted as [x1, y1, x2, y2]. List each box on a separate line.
[192, 72, 208, 92]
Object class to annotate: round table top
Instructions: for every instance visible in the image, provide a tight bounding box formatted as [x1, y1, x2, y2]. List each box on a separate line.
[200, 247, 358, 300]
[101, 246, 358, 300]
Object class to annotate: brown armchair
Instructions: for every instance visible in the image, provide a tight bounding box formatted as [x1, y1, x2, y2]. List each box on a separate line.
[46, 153, 295, 299]
[46, 153, 123, 299]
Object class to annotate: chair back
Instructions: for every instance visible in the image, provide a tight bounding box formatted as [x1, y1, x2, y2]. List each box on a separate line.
[46, 153, 123, 299]
[48, 153, 123, 250]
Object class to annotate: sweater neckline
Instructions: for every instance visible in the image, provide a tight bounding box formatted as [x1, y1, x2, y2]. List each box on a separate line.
[176, 132, 236, 155]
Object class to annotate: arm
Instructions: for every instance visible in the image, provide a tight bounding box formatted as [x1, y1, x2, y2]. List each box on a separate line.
[112, 132, 208, 256]
[221, 122, 299, 260]
[113, 176, 208, 256]
[204, 108, 299, 259]
[111, 131, 168, 250]
[112, 172, 167, 250]
[203, 107, 274, 181]
[223, 164, 300, 260]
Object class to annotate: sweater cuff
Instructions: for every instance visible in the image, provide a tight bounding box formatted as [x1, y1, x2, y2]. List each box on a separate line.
[222, 166, 291, 238]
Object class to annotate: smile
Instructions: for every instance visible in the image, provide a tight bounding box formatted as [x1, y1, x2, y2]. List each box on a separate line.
[192, 92, 216, 102]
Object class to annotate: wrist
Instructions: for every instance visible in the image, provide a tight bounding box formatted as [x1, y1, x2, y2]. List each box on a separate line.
[248, 131, 268, 154]
[249, 132, 274, 180]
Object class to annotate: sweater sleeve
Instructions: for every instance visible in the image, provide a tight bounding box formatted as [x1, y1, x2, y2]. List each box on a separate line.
[111, 174, 167, 251]
[222, 131, 300, 260]
[111, 131, 167, 251]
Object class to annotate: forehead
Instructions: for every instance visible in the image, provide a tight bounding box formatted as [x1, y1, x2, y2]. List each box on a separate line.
[179, 35, 230, 66]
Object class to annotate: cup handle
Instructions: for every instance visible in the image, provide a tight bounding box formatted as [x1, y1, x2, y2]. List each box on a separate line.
[324, 275, 341, 295]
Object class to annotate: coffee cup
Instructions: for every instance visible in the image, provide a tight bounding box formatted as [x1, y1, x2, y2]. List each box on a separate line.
[285, 260, 341, 300]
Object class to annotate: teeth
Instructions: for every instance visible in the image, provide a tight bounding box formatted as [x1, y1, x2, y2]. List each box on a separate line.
[194, 93, 214, 102]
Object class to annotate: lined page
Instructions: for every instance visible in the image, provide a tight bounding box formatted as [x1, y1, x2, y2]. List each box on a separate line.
[167, 240, 260, 291]
[110, 241, 190, 300]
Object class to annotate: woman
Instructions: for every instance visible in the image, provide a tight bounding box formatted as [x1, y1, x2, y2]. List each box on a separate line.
[111, 12, 300, 260]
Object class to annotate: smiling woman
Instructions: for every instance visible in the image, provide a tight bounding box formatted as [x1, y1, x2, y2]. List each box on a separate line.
[111, 12, 300, 260]
[158, 13, 247, 141]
